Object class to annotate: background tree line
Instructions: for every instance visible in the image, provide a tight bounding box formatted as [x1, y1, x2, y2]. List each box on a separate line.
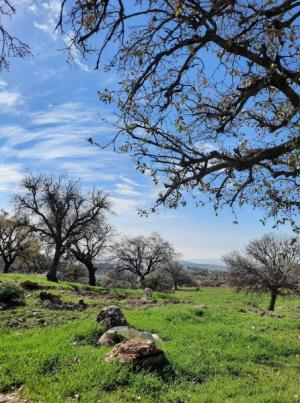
[0, 173, 299, 310]
[0, 173, 196, 290]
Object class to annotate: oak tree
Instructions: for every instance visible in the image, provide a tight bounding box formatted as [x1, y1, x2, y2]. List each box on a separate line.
[113, 232, 176, 288]
[224, 234, 300, 310]
[69, 218, 113, 286]
[15, 174, 110, 282]
[0, 210, 37, 273]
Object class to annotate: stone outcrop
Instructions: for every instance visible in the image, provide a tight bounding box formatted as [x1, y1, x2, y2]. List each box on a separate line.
[106, 338, 166, 368]
[96, 305, 128, 329]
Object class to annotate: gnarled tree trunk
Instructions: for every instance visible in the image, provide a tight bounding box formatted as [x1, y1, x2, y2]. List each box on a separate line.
[87, 263, 96, 286]
[47, 247, 62, 282]
[268, 291, 278, 311]
[3, 261, 12, 273]
[140, 276, 146, 289]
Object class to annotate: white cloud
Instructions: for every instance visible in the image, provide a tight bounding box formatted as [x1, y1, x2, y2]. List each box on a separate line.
[0, 163, 24, 192]
[0, 80, 7, 88]
[41, 0, 61, 16]
[111, 197, 141, 214]
[33, 22, 57, 41]
[33, 0, 61, 41]
[0, 90, 24, 108]
[28, 3, 38, 15]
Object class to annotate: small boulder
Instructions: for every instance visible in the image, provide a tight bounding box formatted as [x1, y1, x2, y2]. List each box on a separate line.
[144, 287, 153, 300]
[96, 305, 128, 329]
[106, 338, 166, 368]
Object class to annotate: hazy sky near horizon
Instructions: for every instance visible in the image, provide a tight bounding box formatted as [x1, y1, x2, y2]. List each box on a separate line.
[0, 1, 292, 264]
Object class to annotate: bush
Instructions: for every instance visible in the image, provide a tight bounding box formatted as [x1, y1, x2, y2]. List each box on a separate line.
[0, 282, 25, 308]
[58, 261, 88, 283]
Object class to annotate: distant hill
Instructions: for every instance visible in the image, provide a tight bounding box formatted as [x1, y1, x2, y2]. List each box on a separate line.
[181, 261, 227, 273]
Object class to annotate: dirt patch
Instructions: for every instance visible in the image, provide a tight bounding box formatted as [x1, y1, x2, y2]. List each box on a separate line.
[0, 390, 28, 402]
[39, 292, 88, 311]
[20, 281, 54, 291]
[124, 298, 184, 310]
[6, 317, 27, 329]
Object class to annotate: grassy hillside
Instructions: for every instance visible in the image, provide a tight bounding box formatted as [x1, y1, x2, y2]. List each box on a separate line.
[0, 273, 299, 402]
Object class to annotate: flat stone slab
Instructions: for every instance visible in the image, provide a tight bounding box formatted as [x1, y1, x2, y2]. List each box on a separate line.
[98, 326, 160, 346]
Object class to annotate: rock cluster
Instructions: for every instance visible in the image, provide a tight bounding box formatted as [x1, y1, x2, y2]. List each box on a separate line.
[96, 305, 165, 369]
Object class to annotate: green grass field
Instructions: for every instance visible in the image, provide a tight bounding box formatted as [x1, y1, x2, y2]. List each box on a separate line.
[0, 273, 299, 402]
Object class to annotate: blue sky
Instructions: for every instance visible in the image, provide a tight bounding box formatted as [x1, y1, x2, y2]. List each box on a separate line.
[0, 1, 290, 263]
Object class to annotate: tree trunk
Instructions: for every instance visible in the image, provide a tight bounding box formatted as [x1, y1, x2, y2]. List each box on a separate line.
[174, 279, 178, 290]
[268, 291, 278, 311]
[87, 264, 96, 286]
[46, 248, 61, 282]
[3, 261, 12, 273]
[140, 276, 146, 288]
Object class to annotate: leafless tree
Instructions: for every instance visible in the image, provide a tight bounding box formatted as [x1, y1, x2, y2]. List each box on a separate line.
[68, 218, 114, 286]
[14, 174, 110, 282]
[163, 260, 185, 290]
[0, 1, 31, 70]
[224, 234, 300, 310]
[113, 232, 176, 288]
[0, 210, 38, 273]
[56, 0, 300, 231]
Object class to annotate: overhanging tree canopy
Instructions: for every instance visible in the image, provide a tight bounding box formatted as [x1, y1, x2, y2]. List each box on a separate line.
[0, 1, 30, 70]
[57, 0, 300, 230]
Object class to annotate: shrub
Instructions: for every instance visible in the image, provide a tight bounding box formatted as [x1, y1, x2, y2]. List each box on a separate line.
[0, 282, 25, 308]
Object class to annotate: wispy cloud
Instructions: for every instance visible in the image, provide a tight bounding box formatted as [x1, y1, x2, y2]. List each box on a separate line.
[64, 32, 89, 72]
[115, 183, 143, 197]
[29, 102, 103, 126]
[60, 162, 117, 182]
